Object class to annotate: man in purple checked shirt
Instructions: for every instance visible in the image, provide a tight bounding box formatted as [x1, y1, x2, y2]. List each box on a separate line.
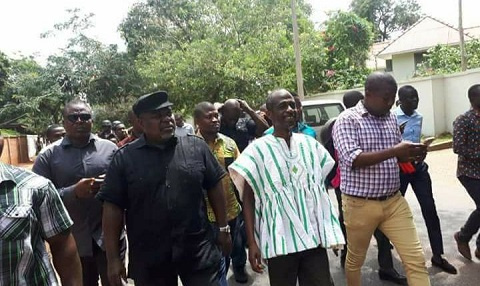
[333, 72, 430, 286]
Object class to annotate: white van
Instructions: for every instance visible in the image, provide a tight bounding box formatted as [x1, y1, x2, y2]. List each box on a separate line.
[301, 99, 345, 142]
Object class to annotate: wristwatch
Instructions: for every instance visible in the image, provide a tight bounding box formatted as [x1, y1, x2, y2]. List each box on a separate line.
[219, 225, 231, 233]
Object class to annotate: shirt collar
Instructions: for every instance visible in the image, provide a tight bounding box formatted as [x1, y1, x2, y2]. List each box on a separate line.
[195, 130, 224, 144]
[356, 101, 391, 118]
[395, 106, 418, 118]
[135, 134, 178, 149]
[61, 134, 97, 147]
[0, 163, 17, 185]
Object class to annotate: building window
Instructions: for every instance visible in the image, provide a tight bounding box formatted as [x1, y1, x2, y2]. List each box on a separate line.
[386, 59, 393, 72]
[414, 52, 426, 70]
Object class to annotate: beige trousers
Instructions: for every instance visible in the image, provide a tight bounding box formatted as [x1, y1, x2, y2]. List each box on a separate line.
[342, 192, 430, 286]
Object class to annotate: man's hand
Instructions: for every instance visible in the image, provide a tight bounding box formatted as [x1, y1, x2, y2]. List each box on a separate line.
[238, 99, 253, 113]
[217, 232, 232, 256]
[248, 243, 264, 273]
[393, 142, 427, 162]
[107, 258, 127, 286]
[74, 178, 96, 198]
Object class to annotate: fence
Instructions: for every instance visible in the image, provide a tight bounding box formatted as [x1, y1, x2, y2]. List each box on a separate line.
[304, 68, 480, 136]
[0, 135, 37, 165]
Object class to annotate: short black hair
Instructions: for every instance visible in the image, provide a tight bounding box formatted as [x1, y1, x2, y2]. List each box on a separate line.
[266, 89, 291, 111]
[46, 124, 63, 135]
[343, 91, 364, 108]
[468, 84, 480, 103]
[365, 72, 398, 95]
[62, 98, 91, 117]
[398, 85, 418, 101]
[193, 102, 215, 119]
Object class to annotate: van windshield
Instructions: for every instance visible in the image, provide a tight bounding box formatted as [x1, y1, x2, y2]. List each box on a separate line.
[303, 103, 344, 127]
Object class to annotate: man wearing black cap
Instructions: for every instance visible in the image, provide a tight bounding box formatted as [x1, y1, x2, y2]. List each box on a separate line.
[98, 91, 232, 286]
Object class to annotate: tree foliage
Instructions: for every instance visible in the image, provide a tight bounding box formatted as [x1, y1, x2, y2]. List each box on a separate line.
[322, 11, 373, 90]
[416, 39, 480, 76]
[350, 0, 422, 41]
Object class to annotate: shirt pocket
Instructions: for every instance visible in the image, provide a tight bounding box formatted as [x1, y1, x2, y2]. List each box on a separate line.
[0, 204, 32, 241]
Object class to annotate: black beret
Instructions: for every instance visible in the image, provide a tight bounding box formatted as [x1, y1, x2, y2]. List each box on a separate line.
[133, 91, 173, 116]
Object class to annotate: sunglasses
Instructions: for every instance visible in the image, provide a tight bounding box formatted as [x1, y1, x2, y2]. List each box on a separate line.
[66, 114, 92, 123]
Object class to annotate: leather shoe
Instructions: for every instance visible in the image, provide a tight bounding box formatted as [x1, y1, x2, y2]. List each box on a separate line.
[233, 267, 248, 284]
[454, 231, 472, 260]
[431, 256, 457, 274]
[378, 268, 407, 285]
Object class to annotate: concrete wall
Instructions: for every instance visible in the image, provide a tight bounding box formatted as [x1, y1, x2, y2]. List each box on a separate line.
[306, 68, 480, 137]
[392, 53, 416, 81]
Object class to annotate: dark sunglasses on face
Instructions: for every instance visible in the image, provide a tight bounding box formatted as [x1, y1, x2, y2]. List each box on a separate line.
[66, 114, 92, 123]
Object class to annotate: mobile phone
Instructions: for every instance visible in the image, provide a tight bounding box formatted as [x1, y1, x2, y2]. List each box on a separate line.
[423, 137, 435, 146]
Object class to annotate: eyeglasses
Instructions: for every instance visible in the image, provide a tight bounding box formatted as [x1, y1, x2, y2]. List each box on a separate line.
[66, 114, 92, 123]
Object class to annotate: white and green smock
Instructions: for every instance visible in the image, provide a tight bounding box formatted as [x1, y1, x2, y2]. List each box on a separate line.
[229, 133, 345, 259]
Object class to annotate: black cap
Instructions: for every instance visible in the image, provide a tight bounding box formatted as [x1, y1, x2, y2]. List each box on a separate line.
[133, 91, 173, 116]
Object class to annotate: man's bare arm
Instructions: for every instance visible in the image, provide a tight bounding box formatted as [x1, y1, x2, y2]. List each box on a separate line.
[46, 229, 82, 286]
[102, 202, 126, 286]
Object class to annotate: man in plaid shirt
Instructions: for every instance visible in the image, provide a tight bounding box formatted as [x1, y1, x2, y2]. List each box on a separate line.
[0, 135, 82, 285]
[333, 73, 430, 286]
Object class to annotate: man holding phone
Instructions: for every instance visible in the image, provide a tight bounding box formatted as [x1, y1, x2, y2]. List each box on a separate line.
[33, 98, 126, 286]
[395, 85, 456, 274]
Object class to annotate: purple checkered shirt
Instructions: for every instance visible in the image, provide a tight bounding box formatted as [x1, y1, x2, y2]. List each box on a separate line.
[333, 101, 401, 197]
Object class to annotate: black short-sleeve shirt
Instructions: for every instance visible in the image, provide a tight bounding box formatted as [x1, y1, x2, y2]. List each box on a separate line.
[97, 135, 225, 278]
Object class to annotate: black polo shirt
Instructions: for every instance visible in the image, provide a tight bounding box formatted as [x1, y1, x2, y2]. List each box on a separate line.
[97, 135, 225, 279]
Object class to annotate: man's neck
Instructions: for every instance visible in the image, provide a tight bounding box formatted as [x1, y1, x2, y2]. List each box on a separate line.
[400, 105, 414, 116]
[273, 128, 292, 147]
[199, 130, 217, 143]
[68, 135, 90, 147]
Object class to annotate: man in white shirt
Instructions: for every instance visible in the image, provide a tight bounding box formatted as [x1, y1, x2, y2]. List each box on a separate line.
[174, 113, 194, 137]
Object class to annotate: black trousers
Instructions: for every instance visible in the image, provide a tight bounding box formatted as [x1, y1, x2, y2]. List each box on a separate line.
[80, 242, 110, 286]
[267, 247, 333, 286]
[335, 188, 393, 269]
[457, 175, 480, 249]
[134, 261, 220, 286]
[400, 162, 444, 256]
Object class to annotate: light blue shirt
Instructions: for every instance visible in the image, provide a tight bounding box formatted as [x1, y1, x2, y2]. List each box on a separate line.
[394, 106, 423, 143]
[263, 121, 317, 139]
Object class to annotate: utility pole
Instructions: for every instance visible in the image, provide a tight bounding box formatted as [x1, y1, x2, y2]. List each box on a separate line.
[291, 0, 305, 99]
[459, 0, 467, 71]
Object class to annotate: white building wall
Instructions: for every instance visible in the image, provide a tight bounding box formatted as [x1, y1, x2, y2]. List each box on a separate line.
[392, 53, 416, 81]
[306, 68, 480, 137]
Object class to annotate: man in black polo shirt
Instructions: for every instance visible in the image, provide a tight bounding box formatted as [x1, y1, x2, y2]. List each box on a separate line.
[98, 91, 232, 286]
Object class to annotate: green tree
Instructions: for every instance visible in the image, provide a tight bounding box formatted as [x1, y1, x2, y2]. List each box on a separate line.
[129, 0, 317, 111]
[350, 0, 422, 41]
[416, 39, 480, 76]
[0, 52, 9, 94]
[321, 11, 373, 90]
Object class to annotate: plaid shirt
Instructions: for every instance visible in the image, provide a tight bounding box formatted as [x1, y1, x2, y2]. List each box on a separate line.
[0, 163, 73, 286]
[333, 102, 401, 197]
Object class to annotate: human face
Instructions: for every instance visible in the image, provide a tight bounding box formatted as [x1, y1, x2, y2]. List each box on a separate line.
[221, 106, 241, 128]
[400, 93, 419, 115]
[267, 93, 296, 132]
[114, 124, 128, 141]
[365, 84, 396, 116]
[139, 107, 175, 144]
[63, 103, 93, 140]
[174, 115, 184, 127]
[47, 127, 66, 143]
[197, 108, 220, 136]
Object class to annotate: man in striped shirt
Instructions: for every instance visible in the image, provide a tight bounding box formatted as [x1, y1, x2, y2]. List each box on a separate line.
[333, 73, 430, 286]
[0, 135, 82, 285]
[229, 89, 344, 286]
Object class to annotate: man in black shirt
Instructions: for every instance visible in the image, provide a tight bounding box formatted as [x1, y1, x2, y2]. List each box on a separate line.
[98, 91, 231, 286]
